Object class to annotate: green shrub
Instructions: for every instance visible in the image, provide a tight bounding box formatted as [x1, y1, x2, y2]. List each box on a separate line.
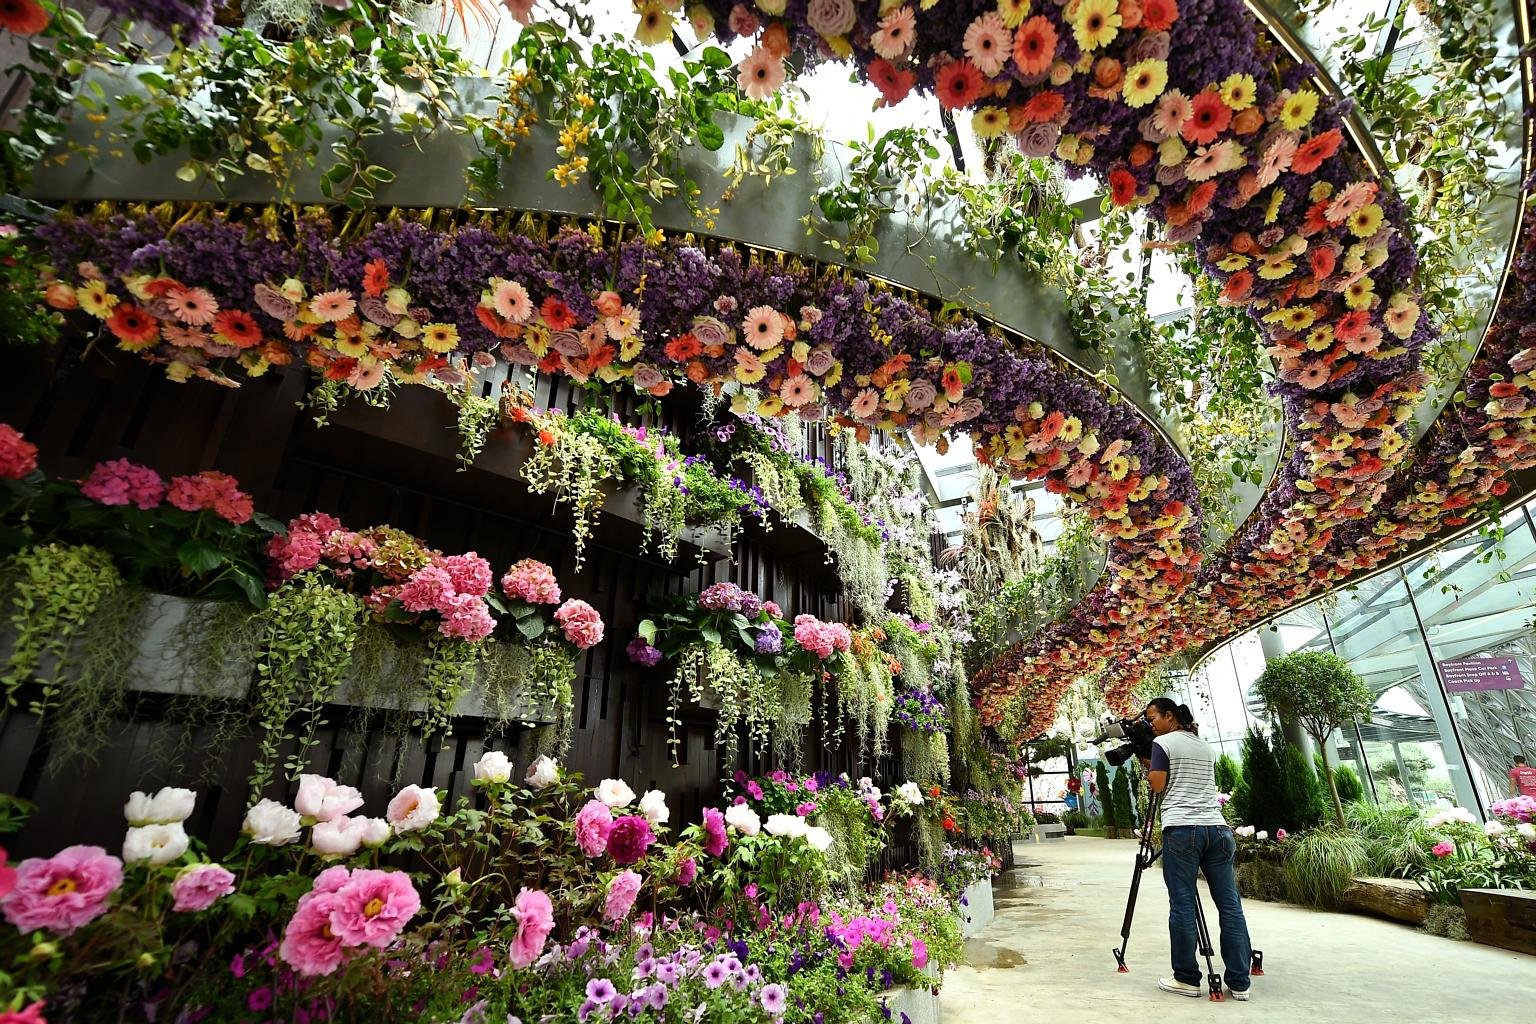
[1275, 738, 1327, 831]
[1237, 860, 1288, 902]
[1062, 809, 1090, 830]
[1283, 829, 1369, 908]
[1111, 767, 1134, 831]
[1333, 763, 1365, 804]
[1233, 729, 1281, 831]
[1214, 753, 1240, 795]
[1095, 761, 1114, 826]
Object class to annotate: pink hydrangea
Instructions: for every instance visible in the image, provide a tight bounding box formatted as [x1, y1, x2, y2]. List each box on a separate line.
[0, 424, 37, 480]
[80, 459, 166, 509]
[329, 868, 420, 949]
[554, 599, 605, 649]
[398, 565, 454, 613]
[441, 552, 493, 597]
[166, 471, 253, 525]
[502, 558, 562, 604]
[1, 845, 123, 935]
[574, 799, 614, 858]
[266, 530, 324, 582]
[508, 887, 554, 969]
[603, 869, 642, 923]
[171, 863, 237, 912]
[606, 815, 655, 866]
[827, 623, 852, 652]
[437, 592, 497, 642]
[793, 615, 836, 659]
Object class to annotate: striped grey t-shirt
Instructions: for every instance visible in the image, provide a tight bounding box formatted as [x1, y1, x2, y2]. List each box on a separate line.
[1150, 730, 1228, 828]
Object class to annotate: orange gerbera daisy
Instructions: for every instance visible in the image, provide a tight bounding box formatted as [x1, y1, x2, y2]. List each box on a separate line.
[934, 60, 985, 110]
[106, 304, 159, 346]
[1012, 16, 1058, 77]
[0, 0, 49, 35]
[362, 259, 390, 298]
[213, 310, 262, 349]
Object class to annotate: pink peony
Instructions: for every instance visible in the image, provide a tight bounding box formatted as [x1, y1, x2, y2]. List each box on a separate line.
[80, 459, 166, 509]
[294, 775, 364, 823]
[606, 815, 655, 866]
[329, 869, 420, 949]
[1, 846, 123, 935]
[0, 1001, 45, 1024]
[701, 807, 728, 858]
[508, 887, 554, 968]
[574, 800, 614, 858]
[1432, 840, 1455, 858]
[165, 471, 253, 525]
[0, 848, 16, 900]
[501, 558, 562, 604]
[676, 856, 698, 887]
[603, 869, 642, 923]
[441, 552, 493, 597]
[0, 424, 37, 480]
[554, 599, 605, 649]
[171, 863, 236, 912]
[279, 889, 347, 976]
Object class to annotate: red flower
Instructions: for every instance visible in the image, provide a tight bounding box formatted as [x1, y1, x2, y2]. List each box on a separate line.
[362, 259, 390, 298]
[868, 58, 915, 106]
[1221, 270, 1254, 303]
[1141, 0, 1179, 32]
[1185, 180, 1218, 215]
[212, 309, 262, 349]
[1012, 15, 1058, 77]
[540, 296, 576, 331]
[106, 304, 159, 346]
[475, 305, 522, 339]
[1109, 168, 1138, 207]
[934, 60, 985, 110]
[942, 816, 956, 832]
[1182, 91, 1231, 145]
[664, 333, 703, 362]
[0, 0, 49, 35]
[1309, 245, 1337, 280]
[1016, 90, 1065, 125]
[1291, 128, 1343, 175]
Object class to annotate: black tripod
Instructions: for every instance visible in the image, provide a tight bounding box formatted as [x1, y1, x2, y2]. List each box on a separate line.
[1111, 794, 1264, 1001]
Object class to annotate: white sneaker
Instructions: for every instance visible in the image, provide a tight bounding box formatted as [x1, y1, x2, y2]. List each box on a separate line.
[1158, 977, 1202, 998]
[1229, 988, 1251, 1001]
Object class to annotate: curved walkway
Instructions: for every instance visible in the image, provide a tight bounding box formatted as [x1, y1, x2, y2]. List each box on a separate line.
[942, 836, 1533, 1021]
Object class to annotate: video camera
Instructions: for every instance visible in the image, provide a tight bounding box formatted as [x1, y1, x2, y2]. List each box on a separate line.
[1091, 715, 1156, 767]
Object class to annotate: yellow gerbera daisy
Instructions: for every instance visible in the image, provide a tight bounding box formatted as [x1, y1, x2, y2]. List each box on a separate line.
[996, 0, 1031, 29]
[1217, 252, 1251, 271]
[1122, 59, 1168, 108]
[77, 280, 119, 319]
[421, 323, 460, 354]
[634, 0, 675, 47]
[972, 105, 1010, 138]
[1264, 187, 1285, 225]
[1219, 73, 1257, 112]
[1280, 89, 1319, 130]
[1347, 203, 1384, 238]
[1072, 0, 1121, 51]
[1344, 276, 1376, 311]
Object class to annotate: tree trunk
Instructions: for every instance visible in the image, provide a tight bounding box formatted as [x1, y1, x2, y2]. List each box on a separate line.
[1318, 737, 1347, 827]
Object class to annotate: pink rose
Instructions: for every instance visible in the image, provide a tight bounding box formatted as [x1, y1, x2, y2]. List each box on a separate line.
[294, 775, 364, 823]
[508, 887, 554, 969]
[171, 864, 236, 913]
[805, 346, 836, 376]
[603, 870, 642, 923]
[574, 800, 614, 858]
[554, 599, 605, 649]
[501, 559, 562, 604]
[329, 868, 420, 949]
[1, 846, 122, 935]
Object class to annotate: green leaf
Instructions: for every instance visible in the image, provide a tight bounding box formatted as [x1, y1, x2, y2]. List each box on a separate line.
[638, 619, 657, 643]
[177, 539, 226, 575]
[697, 121, 724, 151]
[516, 617, 545, 640]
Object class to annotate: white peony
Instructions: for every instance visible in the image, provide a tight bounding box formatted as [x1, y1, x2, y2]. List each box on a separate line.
[1256, 831, 1269, 841]
[294, 775, 365, 823]
[474, 750, 513, 784]
[724, 804, 762, 836]
[1486, 820, 1507, 838]
[596, 779, 637, 809]
[639, 789, 670, 825]
[805, 826, 834, 852]
[243, 799, 302, 846]
[311, 815, 369, 857]
[525, 755, 560, 790]
[897, 782, 924, 806]
[1235, 825, 1256, 838]
[124, 787, 196, 826]
[1517, 822, 1536, 841]
[123, 823, 190, 866]
[386, 785, 440, 833]
[765, 813, 808, 839]
[359, 817, 392, 848]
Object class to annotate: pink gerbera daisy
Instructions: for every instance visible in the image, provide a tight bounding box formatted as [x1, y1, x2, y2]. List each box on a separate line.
[1255, 132, 1298, 187]
[492, 279, 533, 322]
[737, 46, 785, 101]
[1150, 89, 1192, 140]
[1326, 181, 1379, 225]
[962, 12, 1012, 78]
[850, 387, 880, 420]
[741, 305, 785, 350]
[164, 286, 219, 327]
[871, 7, 917, 60]
[310, 290, 357, 324]
[779, 374, 817, 408]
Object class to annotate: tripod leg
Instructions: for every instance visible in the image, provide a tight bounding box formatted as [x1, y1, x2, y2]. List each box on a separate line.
[1112, 795, 1163, 972]
[1192, 893, 1223, 1001]
[1251, 949, 1264, 976]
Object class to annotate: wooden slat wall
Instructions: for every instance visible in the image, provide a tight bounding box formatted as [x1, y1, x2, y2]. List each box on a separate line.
[0, 344, 892, 857]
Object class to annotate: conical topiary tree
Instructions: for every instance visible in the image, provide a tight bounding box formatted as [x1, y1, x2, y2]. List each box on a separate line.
[1215, 753, 1240, 795]
[1095, 761, 1113, 826]
[1275, 734, 1327, 831]
[1253, 651, 1375, 826]
[1111, 766, 1134, 836]
[1232, 728, 1281, 832]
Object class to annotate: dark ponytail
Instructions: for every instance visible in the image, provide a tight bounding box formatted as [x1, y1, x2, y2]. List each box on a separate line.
[1146, 697, 1199, 734]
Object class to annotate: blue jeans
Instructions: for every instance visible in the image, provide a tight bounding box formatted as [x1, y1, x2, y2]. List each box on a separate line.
[1161, 825, 1252, 992]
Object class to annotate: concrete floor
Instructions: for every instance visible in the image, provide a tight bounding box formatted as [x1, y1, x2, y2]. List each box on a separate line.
[940, 836, 1535, 1023]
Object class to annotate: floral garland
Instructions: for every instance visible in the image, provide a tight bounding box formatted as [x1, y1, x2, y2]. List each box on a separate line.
[668, 0, 1441, 727]
[0, 0, 222, 42]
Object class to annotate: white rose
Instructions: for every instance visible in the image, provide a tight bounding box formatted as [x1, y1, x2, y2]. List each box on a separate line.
[596, 779, 637, 809]
[125, 787, 197, 826]
[805, 826, 834, 853]
[525, 755, 560, 790]
[123, 823, 190, 866]
[311, 816, 369, 857]
[639, 790, 670, 825]
[897, 782, 924, 806]
[243, 800, 302, 846]
[474, 751, 513, 784]
[359, 817, 392, 848]
[294, 775, 365, 823]
[386, 785, 440, 833]
[724, 804, 761, 837]
[765, 814, 808, 839]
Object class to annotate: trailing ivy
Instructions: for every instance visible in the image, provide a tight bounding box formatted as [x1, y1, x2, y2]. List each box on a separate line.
[419, 635, 484, 742]
[0, 544, 122, 721]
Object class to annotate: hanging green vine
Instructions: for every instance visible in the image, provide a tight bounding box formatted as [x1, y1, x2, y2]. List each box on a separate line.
[900, 730, 951, 788]
[810, 784, 882, 891]
[1, 544, 122, 720]
[248, 573, 364, 799]
[45, 586, 149, 771]
[419, 635, 484, 741]
[520, 425, 621, 572]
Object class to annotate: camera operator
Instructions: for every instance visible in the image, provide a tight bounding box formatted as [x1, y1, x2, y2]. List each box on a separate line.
[1139, 697, 1253, 1002]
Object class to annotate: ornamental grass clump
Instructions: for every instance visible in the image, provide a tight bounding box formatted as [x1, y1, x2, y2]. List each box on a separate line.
[1282, 828, 1369, 908]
